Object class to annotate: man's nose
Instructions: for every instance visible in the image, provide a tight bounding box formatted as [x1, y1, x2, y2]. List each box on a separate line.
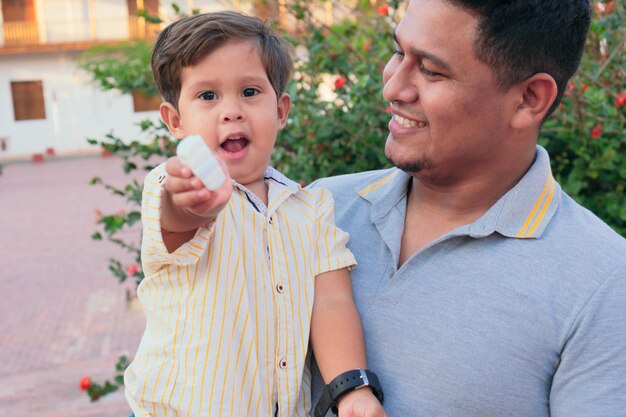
[382, 60, 418, 104]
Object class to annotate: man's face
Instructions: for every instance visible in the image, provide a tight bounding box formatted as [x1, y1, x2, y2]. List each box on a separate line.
[382, 0, 518, 185]
[165, 39, 290, 189]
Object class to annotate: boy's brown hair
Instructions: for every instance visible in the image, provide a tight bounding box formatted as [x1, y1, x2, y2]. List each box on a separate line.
[151, 11, 293, 109]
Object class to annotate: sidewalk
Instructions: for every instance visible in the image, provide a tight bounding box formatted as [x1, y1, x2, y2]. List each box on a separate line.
[0, 156, 147, 417]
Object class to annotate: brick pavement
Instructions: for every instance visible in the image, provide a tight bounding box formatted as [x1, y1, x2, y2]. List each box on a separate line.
[0, 155, 147, 417]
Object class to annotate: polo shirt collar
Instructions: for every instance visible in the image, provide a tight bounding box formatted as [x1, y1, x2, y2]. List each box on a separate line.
[357, 145, 560, 240]
[478, 145, 561, 239]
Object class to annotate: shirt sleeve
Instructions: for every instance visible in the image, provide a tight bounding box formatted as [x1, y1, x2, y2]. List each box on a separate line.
[313, 187, 357, 276]
[140, 163, 215, 276]
[550, 267, 626, 417]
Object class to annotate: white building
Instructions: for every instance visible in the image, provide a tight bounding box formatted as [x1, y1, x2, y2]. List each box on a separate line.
[0, 0, 245, 160]
[0, 0, 357, 161]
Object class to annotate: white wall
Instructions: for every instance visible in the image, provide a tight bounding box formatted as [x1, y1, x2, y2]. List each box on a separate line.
[0, 51, 160, 158]
[91, 0, 130, 40]
[41, 0, 92, 43]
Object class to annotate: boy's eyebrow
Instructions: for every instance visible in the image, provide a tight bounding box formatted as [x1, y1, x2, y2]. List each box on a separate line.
[187, 75, 271, 90]
[393, 30, 452, 73]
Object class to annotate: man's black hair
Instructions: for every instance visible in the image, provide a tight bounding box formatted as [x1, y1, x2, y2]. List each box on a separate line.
[445, 0, 591, 116]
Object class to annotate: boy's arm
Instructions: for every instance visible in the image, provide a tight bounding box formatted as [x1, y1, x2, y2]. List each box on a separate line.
[161, 156, 231, 253]
[311, 268, 386, 417]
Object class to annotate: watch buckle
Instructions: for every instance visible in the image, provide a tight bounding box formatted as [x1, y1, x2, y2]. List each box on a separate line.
[355, 368, 370, 390]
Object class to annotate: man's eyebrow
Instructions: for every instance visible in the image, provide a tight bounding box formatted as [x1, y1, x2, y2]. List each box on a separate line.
[392, 30, 453, 73]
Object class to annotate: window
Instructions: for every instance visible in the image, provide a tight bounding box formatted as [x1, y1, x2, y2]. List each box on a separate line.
[2, 0, 36, 22]
[127, 0, 160, 38]
[132, 92, 161, 112]
[2, 0, 39, 45]
[11, 81, 46, 121]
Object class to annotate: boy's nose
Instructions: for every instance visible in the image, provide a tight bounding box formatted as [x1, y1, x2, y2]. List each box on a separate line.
[221, 102, 244, 122]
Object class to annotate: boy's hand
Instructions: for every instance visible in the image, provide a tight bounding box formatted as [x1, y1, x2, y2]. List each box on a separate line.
[337, 388, 387, 417]
[164, 155, 232, 219]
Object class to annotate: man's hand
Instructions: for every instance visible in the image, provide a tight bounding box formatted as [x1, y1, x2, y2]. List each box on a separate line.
[337, 388, 387, 417]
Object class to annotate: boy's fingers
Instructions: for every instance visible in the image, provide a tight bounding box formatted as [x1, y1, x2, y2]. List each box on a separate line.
[165, 157, 193, 178]
[170, 188, 211, 208]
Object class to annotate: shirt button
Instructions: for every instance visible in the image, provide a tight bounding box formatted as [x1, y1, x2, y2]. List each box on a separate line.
[268, 216, 273, 224]
[279, 359, 287, 369]
[276, 283, 284, 293]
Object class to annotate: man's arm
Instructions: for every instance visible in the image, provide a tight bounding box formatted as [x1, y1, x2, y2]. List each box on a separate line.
[550, 269, 626, 417]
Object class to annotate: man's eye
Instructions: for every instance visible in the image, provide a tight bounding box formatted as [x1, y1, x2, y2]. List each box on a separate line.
[393, 49, 405, 59]
[242, 87, 259, 97]
[199, 91, 216, 100]
[420, 66, 441, 77]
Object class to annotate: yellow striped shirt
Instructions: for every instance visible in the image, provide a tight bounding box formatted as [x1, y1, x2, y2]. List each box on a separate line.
[125, 165, 356, 417]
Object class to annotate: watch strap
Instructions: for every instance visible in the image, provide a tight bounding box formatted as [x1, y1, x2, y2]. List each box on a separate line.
[314, 369, 384, 417]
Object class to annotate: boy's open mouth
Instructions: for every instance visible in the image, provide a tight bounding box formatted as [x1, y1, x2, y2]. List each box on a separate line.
[221, 135, 249, 153]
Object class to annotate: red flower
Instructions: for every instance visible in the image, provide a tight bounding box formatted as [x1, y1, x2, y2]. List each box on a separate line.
[595, 1, 614, 15]
[334, 75, 348, 90]
[79, 376, 91, 391]
[591, 125, 602, 139]
[377, 4, 389, 16]
[614, 91, 626, 108]
[127, 263, 139, 275]
[385, 105, 392, 113]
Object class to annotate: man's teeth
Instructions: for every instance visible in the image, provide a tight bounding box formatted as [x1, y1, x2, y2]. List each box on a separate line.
[394, 114, 427, 128]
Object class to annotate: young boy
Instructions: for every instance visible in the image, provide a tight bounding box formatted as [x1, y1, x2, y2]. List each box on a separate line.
[124, 11, 386, 417]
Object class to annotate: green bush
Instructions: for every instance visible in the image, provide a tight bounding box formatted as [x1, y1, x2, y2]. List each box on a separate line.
[541, 1, 626, 235]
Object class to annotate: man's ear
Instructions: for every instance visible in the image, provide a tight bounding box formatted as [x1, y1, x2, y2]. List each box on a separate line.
[160, 102, 185, 139]
[276, 93, 291, 130]
[510, 73, 558, 129]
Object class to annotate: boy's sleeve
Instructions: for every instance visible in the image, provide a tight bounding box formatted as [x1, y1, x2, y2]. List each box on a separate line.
[140, 163, 215, 276]
[313, 187, 357, 276]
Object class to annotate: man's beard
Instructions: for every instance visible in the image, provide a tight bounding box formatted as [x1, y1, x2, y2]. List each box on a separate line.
[385, 152, 433, 174]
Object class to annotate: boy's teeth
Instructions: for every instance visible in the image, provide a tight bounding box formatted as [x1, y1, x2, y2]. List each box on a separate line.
[394, 114, 426, 128]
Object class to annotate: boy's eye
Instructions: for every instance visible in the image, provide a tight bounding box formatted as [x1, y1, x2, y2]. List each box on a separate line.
[199, 91, 216, 101]
[242, 87, 259, 97]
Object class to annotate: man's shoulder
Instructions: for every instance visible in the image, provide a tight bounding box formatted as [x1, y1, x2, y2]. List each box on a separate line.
[552, 191, 626, 265]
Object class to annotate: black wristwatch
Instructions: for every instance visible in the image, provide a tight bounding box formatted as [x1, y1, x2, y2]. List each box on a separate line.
[314, 368, 384, 417]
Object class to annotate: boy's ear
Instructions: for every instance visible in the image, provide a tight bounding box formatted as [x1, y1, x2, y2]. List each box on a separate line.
[276, 93, 291, 129]
[160, 102, 185, 139]
[510, 73, 558, 130]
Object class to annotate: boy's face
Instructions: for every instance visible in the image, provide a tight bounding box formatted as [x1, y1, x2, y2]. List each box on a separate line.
[161, 39, 290, 189]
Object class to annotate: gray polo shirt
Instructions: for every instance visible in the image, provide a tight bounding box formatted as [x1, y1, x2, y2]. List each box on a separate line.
[311, 146, 626, 417]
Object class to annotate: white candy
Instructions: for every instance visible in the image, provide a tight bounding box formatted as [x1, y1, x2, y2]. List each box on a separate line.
[176, 135, 226, 190]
